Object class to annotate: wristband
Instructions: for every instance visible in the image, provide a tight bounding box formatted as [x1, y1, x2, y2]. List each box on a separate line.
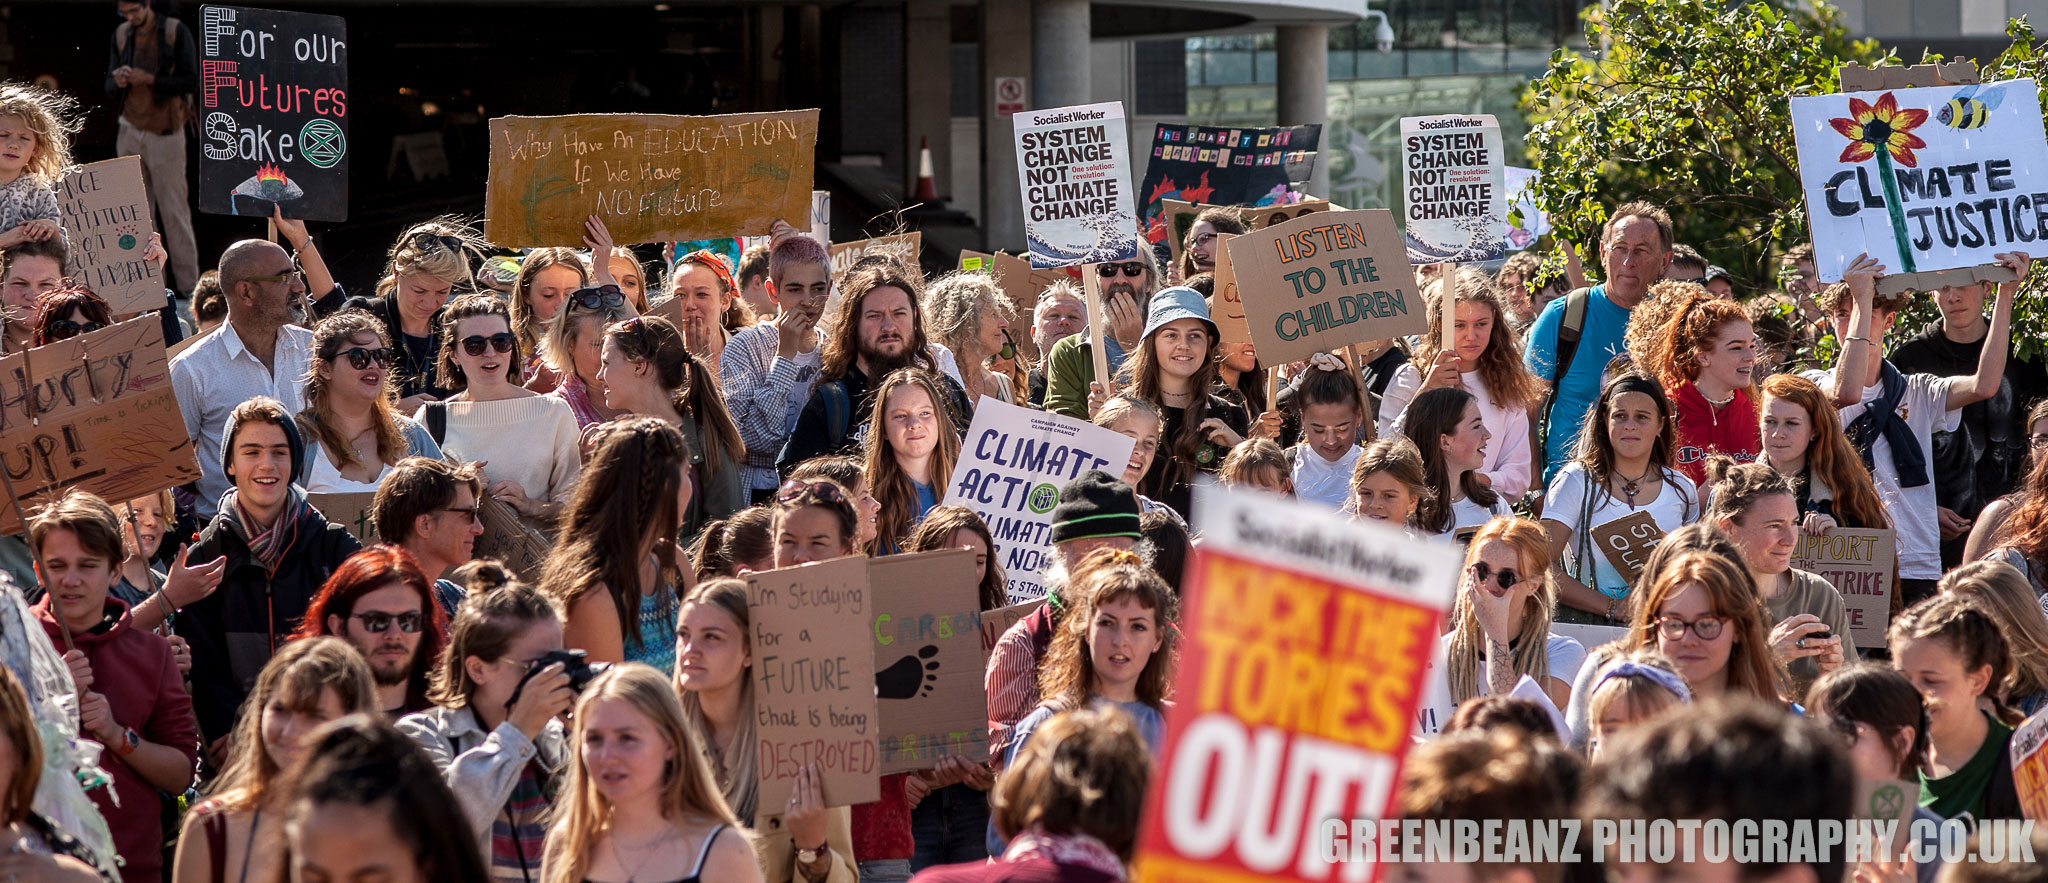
[156, 591, 176, 624]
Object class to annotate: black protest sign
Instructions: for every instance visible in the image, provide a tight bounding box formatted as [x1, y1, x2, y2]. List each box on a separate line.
[1137, 123, 1320, 241]
[197, 6, 349, 222]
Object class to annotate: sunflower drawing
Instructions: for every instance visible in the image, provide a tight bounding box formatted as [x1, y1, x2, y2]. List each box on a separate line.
[1828, 92, 1928, 272]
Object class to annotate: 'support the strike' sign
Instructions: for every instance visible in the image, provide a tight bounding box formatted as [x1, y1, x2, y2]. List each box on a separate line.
[1790, 79, 2048, 281]
[749, 555, 880, 809]
[941, 397, 1135, 604]
[869, 549, 989, 774]
[485, 110, 820, 247]
[1400, 115, 1508, 264]
[1013, 101, 1143, 268]
[1135, 486, 1458, 883]
[1789, 528, 1896, 649]
[198, 5, 349, 222]
[0, 318, 201, 534]
[57, 157, 163, 315]
[1227, 210, 1425, 366]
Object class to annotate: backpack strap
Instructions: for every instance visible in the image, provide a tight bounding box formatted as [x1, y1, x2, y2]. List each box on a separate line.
[424, 401, 448, 445]
[1538, 286, 1595, 452]
[822, 381, 851, 448]
[162, 16, 181, 50]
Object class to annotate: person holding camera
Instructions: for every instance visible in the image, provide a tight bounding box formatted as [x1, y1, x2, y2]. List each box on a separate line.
[395, 566, 577, 883]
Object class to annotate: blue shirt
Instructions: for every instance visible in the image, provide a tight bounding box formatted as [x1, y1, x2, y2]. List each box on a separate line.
[1523, 284, 1634, 482]
[912, 480, 938, 522]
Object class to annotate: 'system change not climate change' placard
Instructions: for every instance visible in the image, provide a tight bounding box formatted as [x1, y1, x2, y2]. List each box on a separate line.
[1012, 101, 1142, 269]
[1400, 114, 1507, 264]
[486, 110, 820, 248]
[1791, 78, 2048, 280]
[197, 5, 348, 222]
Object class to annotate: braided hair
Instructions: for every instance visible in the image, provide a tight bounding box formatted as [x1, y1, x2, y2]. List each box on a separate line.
[537, 418, 686, 652]
[1890, 593, 2026, 726]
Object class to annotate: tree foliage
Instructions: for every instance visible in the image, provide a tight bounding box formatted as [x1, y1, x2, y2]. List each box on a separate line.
[1519, 0, 1892, 292]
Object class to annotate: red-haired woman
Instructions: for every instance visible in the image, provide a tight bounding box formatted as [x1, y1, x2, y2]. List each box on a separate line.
[1625, 281, 1759, 487]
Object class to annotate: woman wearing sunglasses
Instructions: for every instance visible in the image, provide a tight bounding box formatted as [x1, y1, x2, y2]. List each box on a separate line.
[28, 283, 111, 346]
[921, 271, 1019, 410]
[418, 295, 583, 534]
[1415, 516, 1582, 736]
[297, 312, 444, 494]
[348, 219, 486, 411]
[509, 248, 589, 390]
[539, 284, 637, 431]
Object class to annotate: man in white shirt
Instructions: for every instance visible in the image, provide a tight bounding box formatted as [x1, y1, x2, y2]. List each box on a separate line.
[171, 239, 314, 518]
[1805, 250, 2027, 606]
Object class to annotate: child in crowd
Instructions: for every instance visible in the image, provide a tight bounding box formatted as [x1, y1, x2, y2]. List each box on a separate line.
[1404, 387, 1505, 543]
[1348, 437, 1427, 530]
[1285, 353, 1369, 508]
[0, 84, 73, 251]
[1889, 594, 2024, 821]
[1584, 651, 1689, 759]
[1218, 438, 1291, 497]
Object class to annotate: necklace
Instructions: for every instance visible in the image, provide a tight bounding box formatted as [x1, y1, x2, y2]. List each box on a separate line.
[1703, 388, 1736, 409]
[609, 828, 669, 883]
[1159, 388, 1194, 406]
[1616, 464, 1654, 507]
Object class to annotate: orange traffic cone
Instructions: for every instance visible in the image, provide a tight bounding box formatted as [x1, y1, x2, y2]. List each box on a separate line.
[914, 136, 938, 203]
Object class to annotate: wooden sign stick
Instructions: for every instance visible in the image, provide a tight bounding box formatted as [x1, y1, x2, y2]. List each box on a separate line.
[1441, 263, 1459, 351]
[1082, 267, 1113, 409]
[1265, 365, 1280, 416]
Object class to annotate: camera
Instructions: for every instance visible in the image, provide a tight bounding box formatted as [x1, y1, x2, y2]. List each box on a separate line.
[505, 648, 608, 708]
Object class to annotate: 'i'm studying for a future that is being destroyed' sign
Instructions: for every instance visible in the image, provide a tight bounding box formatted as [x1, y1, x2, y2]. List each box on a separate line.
[1013, 102, 1142, 269]
[1791, 78, 2048, 281]
[1400, 114, 1507, 264]
[198, 5, 348, 222]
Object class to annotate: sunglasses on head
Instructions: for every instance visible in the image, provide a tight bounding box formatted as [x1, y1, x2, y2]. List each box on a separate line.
[1468, 561, 1522, 591]
[1097, 262, 1147, 278]
[413, 232, 466, 255]
[350, 611, 423, 634]
[776, 479, 846, 504]
[460, 332, 517, 357]
[570, 285, 627, 311]
[334, 347, 396, 370]
[46, 319, 105, 341]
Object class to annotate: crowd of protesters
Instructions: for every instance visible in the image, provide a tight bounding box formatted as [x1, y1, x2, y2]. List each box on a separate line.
[0, 11, 2033, 881]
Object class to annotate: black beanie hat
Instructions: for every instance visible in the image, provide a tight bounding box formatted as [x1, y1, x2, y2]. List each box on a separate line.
[1049, 470, 1143, 545]
[220, 397, 307, 487]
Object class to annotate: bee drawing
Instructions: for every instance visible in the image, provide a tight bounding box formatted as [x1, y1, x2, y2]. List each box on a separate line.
[1938, 84, 2007, 129]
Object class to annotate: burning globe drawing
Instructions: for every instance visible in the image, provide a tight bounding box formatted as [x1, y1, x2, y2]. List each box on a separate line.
[231, 164, 304, 208]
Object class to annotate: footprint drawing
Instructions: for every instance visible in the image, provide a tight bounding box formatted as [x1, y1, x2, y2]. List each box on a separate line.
[875, 645, 942, 699]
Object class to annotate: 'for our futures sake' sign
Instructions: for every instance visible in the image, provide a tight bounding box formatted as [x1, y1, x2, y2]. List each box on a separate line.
[1399, 114, 1507, 264]
[1013, 101, 1142, 269]
[197, 5, 349, 222]
[1790, 79, 2048, 281]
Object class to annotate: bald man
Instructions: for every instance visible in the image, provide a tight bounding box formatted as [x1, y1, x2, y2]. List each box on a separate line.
[170, 239, 316, 517]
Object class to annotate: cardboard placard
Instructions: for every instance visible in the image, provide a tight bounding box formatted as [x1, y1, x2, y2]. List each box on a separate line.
[308, 492, 377, 543]
[1212, 232, 1249, 348]
[57, 157, 163, 314]
[1788, 528, 1896, 650]
[1013, 102, 1143, 268]
[197, 5, 350, 222]
[1790, 76, 2048, 283]
[1592, 509, 1665, 585]
[485, 110, 820, 248]
[2013, 707, 2048, 821]
[869, 549, 989, 774]
[1226, 209, 1425, 367]
[1161, 198, 1331, 272]
[470, 481, 550, 583]
[1136, 485, 1458, 883]
[978, 597, 1045, 653]
[748, 555, 880, 809]
[828, 232, 922, 276]
[0, 317, 200, 533]
[1138, 122, 1322, 240]
[1399, 114, 1508, 264]
[940, 397, 1135, 603]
